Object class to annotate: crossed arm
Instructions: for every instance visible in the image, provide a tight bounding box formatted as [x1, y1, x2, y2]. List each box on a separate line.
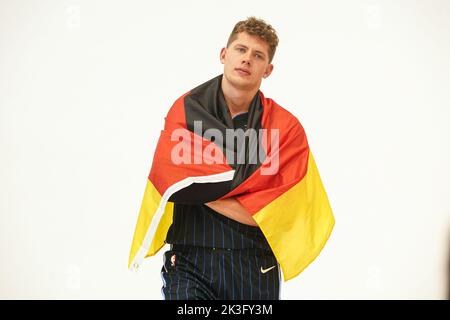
[205, 197, 258, 227]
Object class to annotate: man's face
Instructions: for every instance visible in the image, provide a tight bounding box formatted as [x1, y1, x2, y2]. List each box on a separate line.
[220, 32, 274, 91]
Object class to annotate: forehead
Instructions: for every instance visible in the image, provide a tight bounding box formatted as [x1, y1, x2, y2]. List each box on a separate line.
[230, 32, 270, 54]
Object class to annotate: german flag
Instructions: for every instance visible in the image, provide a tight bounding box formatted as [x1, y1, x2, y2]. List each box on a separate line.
[128, 74, 334, 281]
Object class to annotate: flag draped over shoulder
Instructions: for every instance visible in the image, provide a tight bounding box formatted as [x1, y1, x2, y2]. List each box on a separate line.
[129, 74, 334, 281]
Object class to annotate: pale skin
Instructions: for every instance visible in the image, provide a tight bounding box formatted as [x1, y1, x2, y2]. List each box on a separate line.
[204, 32, 274, 227]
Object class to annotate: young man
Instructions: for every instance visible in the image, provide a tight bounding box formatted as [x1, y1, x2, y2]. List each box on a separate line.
[161, 17, 280, 300]
[128, 16, 334, 300]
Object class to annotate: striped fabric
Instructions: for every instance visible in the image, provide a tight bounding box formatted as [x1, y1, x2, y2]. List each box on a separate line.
[166, 203, 272, 250]
[161, 245, 280, 300]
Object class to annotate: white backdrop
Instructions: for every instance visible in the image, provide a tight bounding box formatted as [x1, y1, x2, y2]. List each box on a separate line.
[1, 0, 449, 299]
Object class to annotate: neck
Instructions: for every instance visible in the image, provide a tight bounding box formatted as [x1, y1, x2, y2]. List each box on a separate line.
[221, 75, 259, 118]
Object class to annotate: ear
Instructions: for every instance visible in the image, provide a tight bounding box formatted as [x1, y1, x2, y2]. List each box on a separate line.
[220, 47, 227, 64]
[263, 64, 274, 78]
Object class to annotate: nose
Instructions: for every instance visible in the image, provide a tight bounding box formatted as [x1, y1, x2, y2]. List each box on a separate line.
[242, 51, 252, 65]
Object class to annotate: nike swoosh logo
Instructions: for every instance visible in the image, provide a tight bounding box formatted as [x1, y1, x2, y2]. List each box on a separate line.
[260, 266, 276, 274]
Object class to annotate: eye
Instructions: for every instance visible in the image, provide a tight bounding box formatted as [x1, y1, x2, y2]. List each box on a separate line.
[237, 47, 245, 53]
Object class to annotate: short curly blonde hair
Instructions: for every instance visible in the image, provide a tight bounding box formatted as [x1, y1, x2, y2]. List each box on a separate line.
[226, 16, 279, 63]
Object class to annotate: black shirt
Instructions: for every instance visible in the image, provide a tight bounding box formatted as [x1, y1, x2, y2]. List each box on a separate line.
[166, 112, 272, 250]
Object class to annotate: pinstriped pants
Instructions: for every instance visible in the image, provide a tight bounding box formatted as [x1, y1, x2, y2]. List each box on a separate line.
[161, 244, 281, 300]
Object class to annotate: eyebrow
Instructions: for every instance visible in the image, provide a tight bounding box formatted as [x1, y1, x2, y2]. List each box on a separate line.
[234, 44, 267, 57]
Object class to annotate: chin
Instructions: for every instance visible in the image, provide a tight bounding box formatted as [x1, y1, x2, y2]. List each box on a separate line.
[227, 73, 255, 90]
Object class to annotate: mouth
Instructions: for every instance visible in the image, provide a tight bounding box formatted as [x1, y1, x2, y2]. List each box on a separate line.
[235, 68, 251, 76]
